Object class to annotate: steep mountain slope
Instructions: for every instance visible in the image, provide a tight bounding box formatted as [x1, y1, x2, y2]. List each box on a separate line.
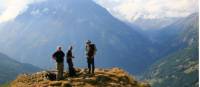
[142, 13, 199, 87]
[154, 13, 198, 56]
[0, 0, 156, 74]
[11, 68, 150, 87]
[0, 52, 41, 84]
[144, 46, 198, 87]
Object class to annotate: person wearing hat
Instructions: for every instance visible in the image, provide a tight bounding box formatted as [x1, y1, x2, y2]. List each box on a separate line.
[85, 40, 97, 74]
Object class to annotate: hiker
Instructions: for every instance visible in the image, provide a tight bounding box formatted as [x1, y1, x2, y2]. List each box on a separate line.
[52, 46, 65, 80]
[66, 46, 76, 77]
[85, 40, 97, 74]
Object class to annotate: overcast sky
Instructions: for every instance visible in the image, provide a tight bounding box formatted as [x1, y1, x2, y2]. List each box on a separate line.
[0, 0, 198, 23]
[95, 0, 199, 22]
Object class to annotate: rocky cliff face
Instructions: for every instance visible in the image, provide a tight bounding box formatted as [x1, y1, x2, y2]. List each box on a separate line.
[11, 68, 150, 87]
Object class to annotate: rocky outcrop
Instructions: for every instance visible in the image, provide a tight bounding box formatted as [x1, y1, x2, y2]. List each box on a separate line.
[11, 68, 150, 87]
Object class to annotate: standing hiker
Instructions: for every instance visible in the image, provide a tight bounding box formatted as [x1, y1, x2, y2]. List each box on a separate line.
[85, 40, 97, 74]
[66, 46, 76, 77]
[52, 46, 65, 80]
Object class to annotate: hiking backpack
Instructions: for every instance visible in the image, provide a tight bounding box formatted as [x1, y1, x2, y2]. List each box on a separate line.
[88, 44, 96, 57]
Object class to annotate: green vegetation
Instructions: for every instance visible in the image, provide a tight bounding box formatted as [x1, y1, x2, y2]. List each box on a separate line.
[144, 46, 198, 87]
[0, 53, 41, 84]
[0, 82, 10, 87]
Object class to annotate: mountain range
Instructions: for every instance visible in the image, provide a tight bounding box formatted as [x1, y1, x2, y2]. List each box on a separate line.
[0, 0, 158, 74]
[130, 17, 181, 30]
[0, 0, 198, 86]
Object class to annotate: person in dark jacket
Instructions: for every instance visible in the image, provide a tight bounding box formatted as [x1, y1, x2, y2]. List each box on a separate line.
[85, 40, 97, 74]
[52, 46, 65, 80]
[66, 46, 76, 77]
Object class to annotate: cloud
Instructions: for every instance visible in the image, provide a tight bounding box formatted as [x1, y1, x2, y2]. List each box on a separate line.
[95, 0, 199, 22]
[0, 0, 46, 23]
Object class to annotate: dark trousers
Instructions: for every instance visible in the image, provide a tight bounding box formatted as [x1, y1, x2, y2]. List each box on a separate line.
[67, 59, 76, 76]
[87, 57, 95, 73]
